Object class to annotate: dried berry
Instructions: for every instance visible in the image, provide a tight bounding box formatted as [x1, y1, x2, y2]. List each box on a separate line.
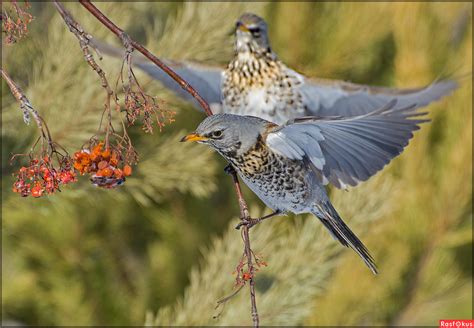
[2, 1, 33, 45]
[73, 139, 136, 189]
[11, 154, 76, 198]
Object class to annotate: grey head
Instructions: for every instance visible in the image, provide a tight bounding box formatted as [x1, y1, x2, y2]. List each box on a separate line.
[235, 13, 272, 55]
[181, 114, 268, 156]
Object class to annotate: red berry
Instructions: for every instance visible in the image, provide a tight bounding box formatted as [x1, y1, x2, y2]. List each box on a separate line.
[31, 184, 44, 198]
[242, 272, 252, 281]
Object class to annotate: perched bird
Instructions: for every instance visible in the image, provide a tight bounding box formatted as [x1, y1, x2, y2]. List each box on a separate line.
[181, 100, 430, 274]
[98, 13, 459, 124]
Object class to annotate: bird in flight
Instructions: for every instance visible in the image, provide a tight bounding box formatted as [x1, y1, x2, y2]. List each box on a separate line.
[181, 100, 430, 273]
[97, 13, 458, 124]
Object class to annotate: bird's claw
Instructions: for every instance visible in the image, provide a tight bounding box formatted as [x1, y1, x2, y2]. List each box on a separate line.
[224, 164, 236, 175]
[235, 217, 260, 230]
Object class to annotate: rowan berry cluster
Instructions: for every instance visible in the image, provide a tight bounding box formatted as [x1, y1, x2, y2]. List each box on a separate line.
[124, 90, 175, 133]
[12, 155, 76, 198]
[118, 50, 175, 133]
[2, 0, 33, 45]
[73, 141, 133, 189]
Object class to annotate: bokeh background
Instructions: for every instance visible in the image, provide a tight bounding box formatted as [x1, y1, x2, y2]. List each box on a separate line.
[2, 2, 472, 326]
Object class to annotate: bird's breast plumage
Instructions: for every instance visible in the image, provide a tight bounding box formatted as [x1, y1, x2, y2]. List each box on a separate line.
[222, 53, 307, 124]
[221, 135, 311, 212]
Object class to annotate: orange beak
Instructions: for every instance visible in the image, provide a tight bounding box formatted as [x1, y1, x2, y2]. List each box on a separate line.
[237, 22, 250, 32]
[180, 132, 208, 142]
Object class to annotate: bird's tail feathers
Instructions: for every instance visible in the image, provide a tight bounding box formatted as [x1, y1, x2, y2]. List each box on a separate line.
[312, 202, 378, 275]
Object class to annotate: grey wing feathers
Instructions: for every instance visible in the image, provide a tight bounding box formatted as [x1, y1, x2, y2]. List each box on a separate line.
[266, 100, 429, 189]
[91, 39, 223, 111]
[301, 77, 458, 117]
[135, 60, 223, 110]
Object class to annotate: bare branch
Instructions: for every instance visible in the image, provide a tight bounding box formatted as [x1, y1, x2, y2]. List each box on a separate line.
[52, 1, 113, 98]
[1, 68, 41, 128]
[78, 0, 213, 116]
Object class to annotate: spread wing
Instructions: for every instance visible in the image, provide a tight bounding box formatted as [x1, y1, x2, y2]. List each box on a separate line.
[300, 76, 457, 117]
[92, 39, 223, 111]
[265, 100, 429, 189]
[135, 60, 223, 110]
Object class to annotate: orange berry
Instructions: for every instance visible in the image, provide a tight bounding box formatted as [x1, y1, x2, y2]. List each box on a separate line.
[81, 157, 91, 165]
[91, 143, 104, 160]
[97, 160, 109, 170]
[110, 152, 119, 166]
[113, 168, 123, 178]
[73, 162, 82, 170]
[92, 142, 104, 154]
[102, 149, 111, 159]
[75, 151, 89, 159]
[123, 165, 132, 176]
[99, 167, 113, 177]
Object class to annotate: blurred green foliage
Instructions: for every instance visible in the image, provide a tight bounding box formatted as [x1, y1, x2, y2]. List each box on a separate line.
[2, 2, 472, 326]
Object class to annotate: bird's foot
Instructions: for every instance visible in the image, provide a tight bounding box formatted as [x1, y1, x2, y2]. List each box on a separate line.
[224, 164, 236, 175]
[235, 217, 261, 230]
[235, 210, 282, 230]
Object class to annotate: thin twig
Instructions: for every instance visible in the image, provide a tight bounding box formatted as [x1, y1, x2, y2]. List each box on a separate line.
[52, 0, 116, 148]
[1, 68, 67, 164]
[76, 2, 259, 325]
[78, 0, 213, 116]
[1, 68, 42, 128]
[1, 68, 53, 152]
[52, 1, 112, 96]
[231, 171, 260, 327]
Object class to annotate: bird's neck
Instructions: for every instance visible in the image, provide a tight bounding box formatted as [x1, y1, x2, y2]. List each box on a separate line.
[227, 48, 280, 81]
[234, 47, 275, 63]
[221, 134, 270, 177]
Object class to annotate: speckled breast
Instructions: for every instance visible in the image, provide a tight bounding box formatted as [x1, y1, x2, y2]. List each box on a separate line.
[222, 56, 307, 124]
[223, 137, 310, 212]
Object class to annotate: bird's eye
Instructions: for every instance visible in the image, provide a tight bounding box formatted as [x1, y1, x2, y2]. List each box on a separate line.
[249, 27, 261, 37]
[211, 130, 223, 138]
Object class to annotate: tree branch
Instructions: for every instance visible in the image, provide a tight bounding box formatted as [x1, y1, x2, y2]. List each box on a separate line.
[78, 0, 213, 116]
[1, 68, 41, 128]
[75, 2, 259, 326]
[53, 0, 113, 97]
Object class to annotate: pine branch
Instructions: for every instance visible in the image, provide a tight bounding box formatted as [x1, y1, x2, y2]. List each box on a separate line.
[148, 176, 395, 326]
